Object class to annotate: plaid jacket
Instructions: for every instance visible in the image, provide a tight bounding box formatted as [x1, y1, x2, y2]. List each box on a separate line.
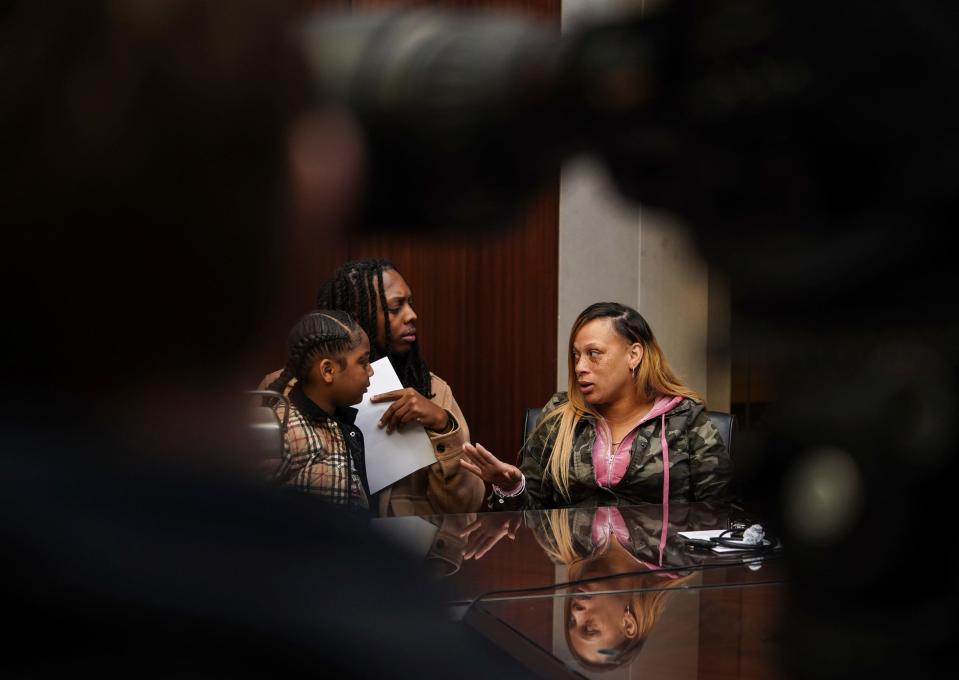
[271, 384, 369, 510]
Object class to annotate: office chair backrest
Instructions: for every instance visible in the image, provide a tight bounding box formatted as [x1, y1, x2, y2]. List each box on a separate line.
[522, 407, 543, 448]
[248, 389, 290, 464]
[706, 411, 736, 459]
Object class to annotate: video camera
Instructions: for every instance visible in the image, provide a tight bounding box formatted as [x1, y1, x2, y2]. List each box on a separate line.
[299, 0, 958, 318]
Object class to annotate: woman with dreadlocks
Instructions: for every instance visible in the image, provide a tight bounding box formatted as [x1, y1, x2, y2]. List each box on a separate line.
[266, 310, 374, 511]
[261, 258, 484, 516]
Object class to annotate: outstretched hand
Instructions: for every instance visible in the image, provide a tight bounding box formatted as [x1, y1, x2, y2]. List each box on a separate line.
[460, 443, 521, 489]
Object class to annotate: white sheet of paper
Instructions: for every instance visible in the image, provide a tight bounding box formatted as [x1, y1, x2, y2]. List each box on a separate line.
[354, 357, 436, 494]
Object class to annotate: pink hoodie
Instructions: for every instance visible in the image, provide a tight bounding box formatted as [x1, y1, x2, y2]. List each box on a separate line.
[591, 394, 683, 563]
[592, 394, 682, 489]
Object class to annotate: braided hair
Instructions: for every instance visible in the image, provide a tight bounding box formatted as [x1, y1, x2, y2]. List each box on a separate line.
[266, 309, 364, 507]
[266, 309, 361, 396]
[316, 258, 434, 398]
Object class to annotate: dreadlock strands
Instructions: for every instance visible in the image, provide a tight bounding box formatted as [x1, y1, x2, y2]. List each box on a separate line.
[316, 258, 434, 398]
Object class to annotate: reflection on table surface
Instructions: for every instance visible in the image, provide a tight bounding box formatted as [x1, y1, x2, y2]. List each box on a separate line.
[372, 502, 784, 605]
[374, 503, 784, 678]
[467, 573, 784, 680]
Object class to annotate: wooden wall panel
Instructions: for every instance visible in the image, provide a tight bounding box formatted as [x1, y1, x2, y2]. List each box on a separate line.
[355, 186, 560, 466]
[259, 0, 560, 471]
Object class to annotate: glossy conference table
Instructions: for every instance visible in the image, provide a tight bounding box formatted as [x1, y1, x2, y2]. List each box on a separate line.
[373, 502, 785, 679]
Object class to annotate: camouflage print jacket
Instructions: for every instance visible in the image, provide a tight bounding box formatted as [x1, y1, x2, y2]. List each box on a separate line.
[494, 392, 736, 510]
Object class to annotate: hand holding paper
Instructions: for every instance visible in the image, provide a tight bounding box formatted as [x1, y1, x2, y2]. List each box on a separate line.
[371, 387, 450, 433]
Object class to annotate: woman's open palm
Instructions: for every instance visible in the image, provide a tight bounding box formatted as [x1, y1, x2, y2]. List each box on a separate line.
[460, 443, 521, 489]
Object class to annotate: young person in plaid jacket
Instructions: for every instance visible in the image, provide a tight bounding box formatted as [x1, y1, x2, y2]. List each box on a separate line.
[264, 310, 374, 510]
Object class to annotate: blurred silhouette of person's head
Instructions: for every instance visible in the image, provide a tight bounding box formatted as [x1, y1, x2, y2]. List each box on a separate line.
[0, 4, 531, 678]
[0, 1, 366, 464]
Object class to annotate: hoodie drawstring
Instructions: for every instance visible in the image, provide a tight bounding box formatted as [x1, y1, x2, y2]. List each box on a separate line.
[658, 412, 670, 565]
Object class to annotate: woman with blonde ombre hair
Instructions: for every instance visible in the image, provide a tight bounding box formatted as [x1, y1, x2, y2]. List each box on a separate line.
[461, 302, 735, 508]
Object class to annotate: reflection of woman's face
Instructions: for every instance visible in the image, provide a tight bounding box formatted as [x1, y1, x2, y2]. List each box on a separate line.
[564, 533, 650, 666]
[567, 586, 638, 665]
